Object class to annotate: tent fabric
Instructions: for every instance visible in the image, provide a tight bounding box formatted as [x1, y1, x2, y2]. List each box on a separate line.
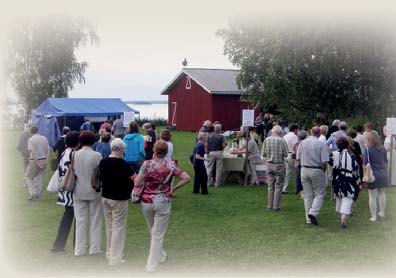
[32, 116, 61, 148]
[31, 98, 139, 148]
[32, 98, 139, 117]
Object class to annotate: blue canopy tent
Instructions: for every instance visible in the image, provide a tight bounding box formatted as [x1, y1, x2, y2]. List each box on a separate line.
[32, 98, 139, 147]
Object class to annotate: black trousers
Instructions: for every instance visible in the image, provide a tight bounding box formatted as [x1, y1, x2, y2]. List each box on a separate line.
[53, 205, 75, 250]
[256, 125, 264, 142]
[194, 167, 208, 194]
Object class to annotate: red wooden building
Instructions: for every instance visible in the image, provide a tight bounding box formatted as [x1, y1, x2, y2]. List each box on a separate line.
[161, 68, 254, 131]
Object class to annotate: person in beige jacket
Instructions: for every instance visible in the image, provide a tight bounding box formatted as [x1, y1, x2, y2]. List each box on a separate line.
[25, 125, 50, 200]
[73, 131, 103, 256]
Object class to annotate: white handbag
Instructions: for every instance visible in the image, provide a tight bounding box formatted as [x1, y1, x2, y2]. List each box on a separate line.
[47, 169, 61, 192]
[362, 147, 376, 183]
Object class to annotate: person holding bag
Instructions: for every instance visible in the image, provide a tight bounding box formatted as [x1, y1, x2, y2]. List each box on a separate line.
[73, 131, 103, 256]
[133, 140, 191, 272]
[331, 138, 360, 228]
[50, 131, 80, 252]
[364, 131, 388, 222]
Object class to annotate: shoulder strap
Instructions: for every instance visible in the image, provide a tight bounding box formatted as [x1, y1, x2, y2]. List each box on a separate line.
[366, 147, 370, 163]
[163, 160, 175, 183]
[70, 151, 75, 170]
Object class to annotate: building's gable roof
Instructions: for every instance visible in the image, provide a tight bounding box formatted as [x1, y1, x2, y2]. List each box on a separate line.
[161, 68, 241, 96]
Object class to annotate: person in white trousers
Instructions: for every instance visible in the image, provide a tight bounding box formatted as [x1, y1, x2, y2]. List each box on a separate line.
[134, 140, 191, 272]
[99, 138, 136, 266]
[72, 131, 103, 256]
[282, 124, 299, 193]
[364, 131, 388, 222]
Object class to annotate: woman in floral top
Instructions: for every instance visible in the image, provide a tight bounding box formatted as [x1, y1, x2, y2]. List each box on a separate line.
[134, 140, 191, 272]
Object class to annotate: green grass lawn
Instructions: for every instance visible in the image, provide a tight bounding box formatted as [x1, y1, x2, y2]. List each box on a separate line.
[2, 129, 396, 276]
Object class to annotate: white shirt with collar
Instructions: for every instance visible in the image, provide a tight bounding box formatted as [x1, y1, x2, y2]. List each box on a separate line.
[283, 131, 299, 153]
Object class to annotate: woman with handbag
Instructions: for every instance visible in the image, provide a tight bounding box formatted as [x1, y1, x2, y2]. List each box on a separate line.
[331, 137, 360, 228]
[73, 131, 103, 256]
[98, 138, 136, 266]
[50, 131, 80, 252]
[133, 140, 191, 272]
[364, 131, 388, 222]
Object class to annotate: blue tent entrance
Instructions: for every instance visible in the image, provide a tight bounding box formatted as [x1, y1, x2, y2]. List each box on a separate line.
[32, 98, 139, 147]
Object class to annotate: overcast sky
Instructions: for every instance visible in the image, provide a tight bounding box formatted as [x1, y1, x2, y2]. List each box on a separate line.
[1, 0, 394, 102]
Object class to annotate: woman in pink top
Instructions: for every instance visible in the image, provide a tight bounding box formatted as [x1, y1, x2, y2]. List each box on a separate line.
[134, 140, 191, 272]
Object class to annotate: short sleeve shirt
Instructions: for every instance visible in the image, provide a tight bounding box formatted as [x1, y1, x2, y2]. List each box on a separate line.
[283, 132, 299, 153]
[28, 134, 49, 160]
[112, 119, 125, 135]
[138, 159, 183, 203]
[99, 157, 135, 200]
[193, 142, 205, 169]
[297, 136, 329, 167]
[261, 136, 288, 163]
[207, 133, 224, 152]
[165, 142, 174, 161]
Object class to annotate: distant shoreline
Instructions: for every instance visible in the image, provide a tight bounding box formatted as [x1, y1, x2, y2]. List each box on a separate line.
[125, 100, 167, 105]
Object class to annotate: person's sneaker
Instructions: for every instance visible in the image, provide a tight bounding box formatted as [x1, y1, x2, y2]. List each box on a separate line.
[378, 213, 385, 220]
[340, 222, 347, 229]
[159, 255, 168, 264]
[369, 217, 377, 222]
[308, 214, 319, 226]
[27, 194, 39, 200]
[89, 250, 103, 256]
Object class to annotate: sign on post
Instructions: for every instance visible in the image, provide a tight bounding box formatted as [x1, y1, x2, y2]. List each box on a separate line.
[123, 112, 136, 127]
[242, 109, 255, 127]
[386, 118, 396, 135]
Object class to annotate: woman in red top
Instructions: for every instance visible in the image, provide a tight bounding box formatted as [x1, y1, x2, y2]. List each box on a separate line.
[134, 140, 191, 272]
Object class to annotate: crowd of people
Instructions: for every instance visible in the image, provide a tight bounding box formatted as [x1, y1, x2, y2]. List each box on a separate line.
[16, 115, 395, 271]
[192, 117, 394, 228]
[17, 120, 190, 272]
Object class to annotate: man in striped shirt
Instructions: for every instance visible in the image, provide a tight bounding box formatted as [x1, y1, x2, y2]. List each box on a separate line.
[262, 125, 288, 211]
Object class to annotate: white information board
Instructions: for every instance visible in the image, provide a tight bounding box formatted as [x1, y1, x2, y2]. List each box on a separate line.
[123, 112, 136, 127]
[387, 118, 396, 135]
[242, 109, 255, 127]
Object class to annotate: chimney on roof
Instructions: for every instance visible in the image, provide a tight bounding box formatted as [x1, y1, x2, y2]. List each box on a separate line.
[182, 58, 188, 67]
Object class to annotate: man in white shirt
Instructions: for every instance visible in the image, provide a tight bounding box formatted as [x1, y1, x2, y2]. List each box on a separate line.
[282, 124, 299, 194]
[25, 125, 50, 200]
[319, 125, 328, 143]
[354, 125, 365, 153]
[296, 126, 329, 225]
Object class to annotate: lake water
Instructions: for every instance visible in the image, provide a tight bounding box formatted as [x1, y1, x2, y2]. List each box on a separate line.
[128, 103, 168, 120]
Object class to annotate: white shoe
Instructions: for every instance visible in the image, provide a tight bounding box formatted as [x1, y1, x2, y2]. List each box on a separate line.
[109, 259, 125, 266]
[369, 217, 377, 222]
